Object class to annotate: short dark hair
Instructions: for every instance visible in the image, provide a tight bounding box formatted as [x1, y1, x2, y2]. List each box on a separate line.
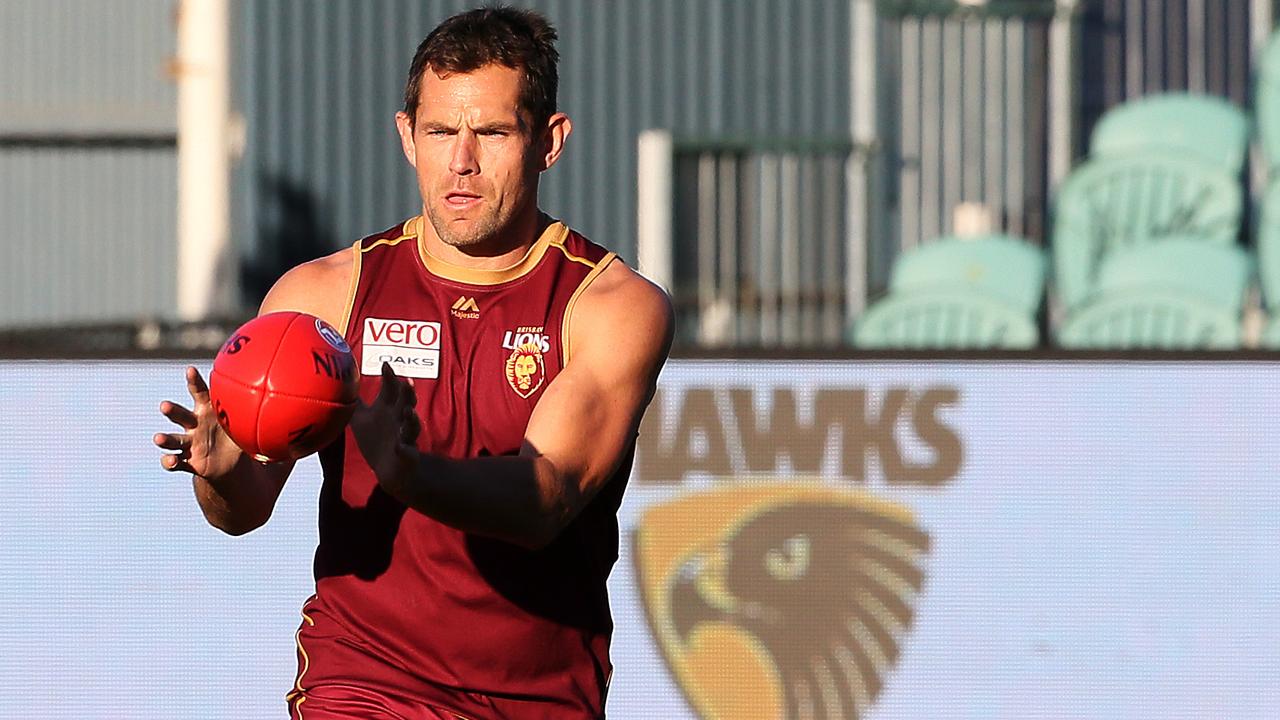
[402, 6, 560, 128]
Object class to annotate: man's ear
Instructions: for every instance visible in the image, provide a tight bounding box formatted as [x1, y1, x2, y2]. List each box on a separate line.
[395, 111, 417, 168]
[539, 112, 573, 172]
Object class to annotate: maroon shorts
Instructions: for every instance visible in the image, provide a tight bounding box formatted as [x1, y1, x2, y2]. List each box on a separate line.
[287, 684, 469, 720]
[287, 598, 593, 720]
[287, 597, 488, 720]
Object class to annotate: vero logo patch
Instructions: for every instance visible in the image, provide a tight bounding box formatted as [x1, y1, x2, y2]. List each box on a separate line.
[361, 317, 441, 379]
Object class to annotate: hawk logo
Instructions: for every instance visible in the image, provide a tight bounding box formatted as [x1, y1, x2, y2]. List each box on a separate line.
[504, 341, 546, 398]
[451, 296, 480, 319]
[634, 484, 929, 720]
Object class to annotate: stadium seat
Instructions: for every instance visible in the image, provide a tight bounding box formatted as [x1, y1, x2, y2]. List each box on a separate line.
[1093, 238, 1252, 312]
[1089, 92, 1249, 173]
[1056, 289, 1240, 349]
[889, 235, 1046, 312]
[1256, 29, 1280, 172]
[852, 289, 1038, 349]
[1051, 152, 1242, 310]
[1261, 314, 1280, 350]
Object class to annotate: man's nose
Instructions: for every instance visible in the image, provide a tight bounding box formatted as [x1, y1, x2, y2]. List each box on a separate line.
[449, 133, 479, 176]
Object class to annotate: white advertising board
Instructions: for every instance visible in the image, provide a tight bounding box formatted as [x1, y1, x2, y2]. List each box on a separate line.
[1, 360, 1277, 719]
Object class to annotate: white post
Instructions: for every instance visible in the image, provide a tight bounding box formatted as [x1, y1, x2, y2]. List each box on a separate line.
[1252, 0, 1274, 56]
[847, 0, 877, 320]
[1047, 0, 1079, 191]
[176, 0, 233, 321]
[1251, 0, 1274, 204]
[637, 129, 675, 292]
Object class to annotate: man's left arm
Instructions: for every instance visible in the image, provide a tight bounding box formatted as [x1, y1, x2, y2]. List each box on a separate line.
[351, 263, 674, 549]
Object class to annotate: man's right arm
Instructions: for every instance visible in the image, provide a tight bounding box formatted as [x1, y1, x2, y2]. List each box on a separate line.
[154, 247, 353, 535]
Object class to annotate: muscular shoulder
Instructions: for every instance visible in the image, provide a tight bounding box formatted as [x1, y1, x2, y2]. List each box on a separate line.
[569, 260, 674, 376]
[258, 246, 354, 329]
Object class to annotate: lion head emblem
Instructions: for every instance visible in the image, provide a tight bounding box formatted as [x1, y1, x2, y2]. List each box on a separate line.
[505, 342, 545, 398]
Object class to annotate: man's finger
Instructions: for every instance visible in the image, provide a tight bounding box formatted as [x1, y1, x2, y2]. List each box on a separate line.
[377, 361, 402, 406]
[186, 366, 211, 405]
[153, 432, 190, 451]
[160, 401, 199, 430]
[401, 379, 417, 409]
[160, 453, 194, 474]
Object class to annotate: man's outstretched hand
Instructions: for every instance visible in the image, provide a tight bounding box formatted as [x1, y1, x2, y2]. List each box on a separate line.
[153, 366, 243, 479]
[350, 362, 422, 492]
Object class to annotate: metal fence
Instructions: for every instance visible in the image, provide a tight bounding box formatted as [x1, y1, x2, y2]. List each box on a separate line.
[0, 0, 177, 329]
[666, 138, 857, 347]
[231, 0, 853, 306]
[653, 0, 1277, 349]
[0, 148, 178, 328]
[2, 0, 1276, 343]
[1078, 0, 1258, 139]
[877, 3, 1057, 260]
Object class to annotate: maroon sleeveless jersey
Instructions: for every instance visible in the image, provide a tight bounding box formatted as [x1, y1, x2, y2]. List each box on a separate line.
[291, 217, 629, 720]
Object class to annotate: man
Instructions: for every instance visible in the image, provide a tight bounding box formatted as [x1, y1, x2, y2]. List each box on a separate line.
[153, 7, 672, 719]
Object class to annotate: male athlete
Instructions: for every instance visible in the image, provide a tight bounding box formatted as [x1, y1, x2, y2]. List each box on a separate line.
[153, 7, 673, 719]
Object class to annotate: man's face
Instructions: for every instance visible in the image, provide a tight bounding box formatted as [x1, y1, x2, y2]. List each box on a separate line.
[397, 64, 545, 250]
[514, 353, 538, 389]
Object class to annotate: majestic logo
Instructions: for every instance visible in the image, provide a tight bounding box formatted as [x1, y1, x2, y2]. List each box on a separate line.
[451, 296, 481, 320]
[361, 317, 441, 379]
[504, 341, 546, 398]
[633, 484, 930, 720]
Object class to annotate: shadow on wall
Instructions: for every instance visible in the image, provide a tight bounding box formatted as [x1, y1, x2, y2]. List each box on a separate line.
[240, 174, 334, 309]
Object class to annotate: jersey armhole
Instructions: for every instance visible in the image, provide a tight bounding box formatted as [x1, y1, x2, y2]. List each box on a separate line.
[560, 252, 617, 367]
[338, 239, 364, 337]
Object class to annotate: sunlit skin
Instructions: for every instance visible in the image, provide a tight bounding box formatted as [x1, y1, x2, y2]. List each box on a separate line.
[394, 64, 572, 266]
[158, 54, 673, 553]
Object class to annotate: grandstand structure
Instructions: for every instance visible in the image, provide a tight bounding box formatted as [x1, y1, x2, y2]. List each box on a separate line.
[2, 0, 1279, 352]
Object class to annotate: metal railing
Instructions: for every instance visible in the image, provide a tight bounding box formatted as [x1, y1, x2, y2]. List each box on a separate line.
[638, 132, 868, 348]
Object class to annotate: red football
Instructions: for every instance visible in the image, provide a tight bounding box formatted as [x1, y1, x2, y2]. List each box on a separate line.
[209, 311, 360, 462]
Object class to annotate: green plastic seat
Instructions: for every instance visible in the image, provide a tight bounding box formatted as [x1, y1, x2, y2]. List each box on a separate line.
[1094, 238, 1252, 312]
[1256, 30, 1280, 171]
[890, 235, 1047, 312]
[1056, 289, 1240, 350]
[1051, 153, 1242, 310]
[853, 289, 1038, 349]
[1261, 314, 1280, 350]
[1090, 92, 1249, 172]
[1256, 179, 1280, 310]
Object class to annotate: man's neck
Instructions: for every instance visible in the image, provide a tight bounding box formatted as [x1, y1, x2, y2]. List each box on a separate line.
[418, 210, 549, 271]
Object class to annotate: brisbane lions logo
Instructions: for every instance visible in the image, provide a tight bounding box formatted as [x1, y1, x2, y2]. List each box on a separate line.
[504, 342, 546, 398]
[633, 484, 930, 719]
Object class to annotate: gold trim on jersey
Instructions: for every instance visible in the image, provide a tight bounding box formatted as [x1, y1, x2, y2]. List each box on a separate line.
[285, 597, 317, 717]
[341, 221, 418, 335]
[339, 239, 363, 337]
[548, 235, 599, 269]
[362, 218, 418, 253]
[415, 215, 569, 285]
[560, 252, 617, 366]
